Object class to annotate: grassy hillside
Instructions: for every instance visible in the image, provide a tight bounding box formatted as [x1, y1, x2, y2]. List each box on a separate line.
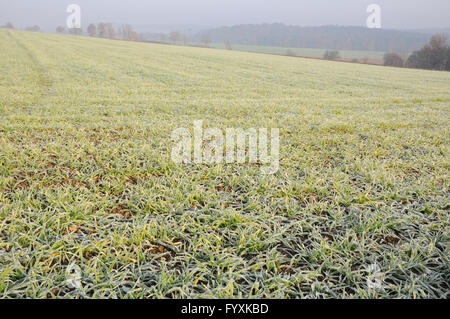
[0, 30, 449, 298]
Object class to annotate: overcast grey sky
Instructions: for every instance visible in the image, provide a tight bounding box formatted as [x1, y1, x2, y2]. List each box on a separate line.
[1, 0, 449, 31]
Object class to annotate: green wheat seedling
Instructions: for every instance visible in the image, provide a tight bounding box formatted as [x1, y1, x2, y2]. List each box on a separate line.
[0, 29, 449, 299]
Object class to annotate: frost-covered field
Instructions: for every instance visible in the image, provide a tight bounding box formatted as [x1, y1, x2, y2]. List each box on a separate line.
[0, 30, 449, 298]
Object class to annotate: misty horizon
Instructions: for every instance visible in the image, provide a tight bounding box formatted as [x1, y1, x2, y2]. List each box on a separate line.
[1, 0, 450, 33]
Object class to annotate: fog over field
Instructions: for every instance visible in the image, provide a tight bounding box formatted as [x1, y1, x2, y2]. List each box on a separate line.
[1, 0, 450, 32]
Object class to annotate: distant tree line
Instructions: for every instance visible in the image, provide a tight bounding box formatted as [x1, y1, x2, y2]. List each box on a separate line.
[54, 23, 140, 41]
[196, 24, 439, 53]
[141, 31, 215, 48]
[1, 21, 41, 32]
[0, 21, 140, 42]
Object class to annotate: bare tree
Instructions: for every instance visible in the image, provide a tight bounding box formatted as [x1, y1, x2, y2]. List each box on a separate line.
[130, 31, 140, 41]
[105, 23, 116, 39]
[97, 23, 107, 38]
[118, 25, 128, 40]
[169, 31, 181, 44]
[87, 24, 97, 37]
[56, 26, 65, 33]
[5, 22, 14, 29]
[225, 40, 232, 50]
[201, 34, 211, 47]
[118, 24, 139, 41]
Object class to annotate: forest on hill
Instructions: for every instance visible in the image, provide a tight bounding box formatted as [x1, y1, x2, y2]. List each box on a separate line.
[195, 24, 446, 52]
